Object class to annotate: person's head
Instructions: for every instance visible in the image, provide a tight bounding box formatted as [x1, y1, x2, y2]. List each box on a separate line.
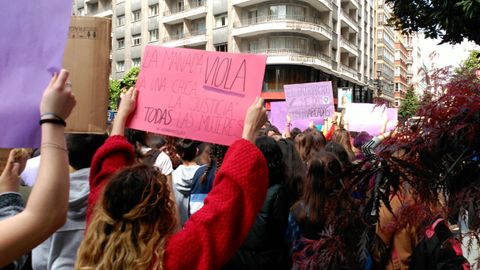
[331, 128, 355, 161]
[76, 164, 177, 269]
[309, 130, 326, 152]
[353, 131, 372, 149]
[265, 126, 280, 137]
[66, 134, 108, 170]
[294, 132, 315, 163]
[125, 129, 148, 147]
[301, 151, 342, 224]
[324, 141, 351, 168]
[196, 143, 212, 165]
[147, 134, 166, 150]
[255, 136, 285, 187]
[290, 127, 302, 141]
[176, 139, 200, 163]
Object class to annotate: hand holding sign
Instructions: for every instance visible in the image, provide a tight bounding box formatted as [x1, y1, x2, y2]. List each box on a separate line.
[242, 98, 267, 143]
[40, 70, 77, 121]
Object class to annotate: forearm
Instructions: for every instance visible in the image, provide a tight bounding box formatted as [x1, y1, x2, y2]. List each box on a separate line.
[111, 113, 128, 137]
[26, 124, 69, 229]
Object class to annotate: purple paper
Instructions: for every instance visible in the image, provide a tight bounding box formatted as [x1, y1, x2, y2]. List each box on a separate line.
[284, 82, 335, 130]
[0, 2, 72, 147]
[270, 101, 315, 131]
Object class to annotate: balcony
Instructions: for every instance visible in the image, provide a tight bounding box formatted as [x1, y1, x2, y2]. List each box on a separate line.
[407, 56, 413, 63]
[162, 29, 207, 47]
[340, 64, 358, 81]
[251, 48, 332, 72]
[163, 2, 207, 25]
[233, 15, 332, 41]
[342, 0, 359, 9]
[340, 37, 358, 56]
[340, 10, 359, 32]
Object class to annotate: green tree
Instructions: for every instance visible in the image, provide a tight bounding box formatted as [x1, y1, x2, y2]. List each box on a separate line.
[399, 87, 419, 119]
[454, 50, 480, 78]
[385, 0, 480, 44]
[108, 67, 140, 110]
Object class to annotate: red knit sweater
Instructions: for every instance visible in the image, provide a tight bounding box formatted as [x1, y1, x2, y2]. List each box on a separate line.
[87, 135, 268, 270]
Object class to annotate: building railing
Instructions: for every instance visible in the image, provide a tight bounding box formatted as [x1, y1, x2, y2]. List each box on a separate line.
[234, 14, 331, 32]
[340, 10, 358, 25]
[340, 37, 358, 52]
[163, 1, 207, 17]
[340, 64, 357, 78]
[249, 48, 330, 60]
[163, 28, 206, 42]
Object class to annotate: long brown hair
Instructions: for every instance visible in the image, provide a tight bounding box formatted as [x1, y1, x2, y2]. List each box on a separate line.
[75, 164, 177, 270]
[294, 132, 315, 163]
[295, 151, 343, 225]
[331, 128, 355, 161]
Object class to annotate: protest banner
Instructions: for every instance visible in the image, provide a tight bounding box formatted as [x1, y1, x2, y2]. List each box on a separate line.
[128, 46, 267, 146]
[338, 87, 353, 109]
[63, 16, 111, 134]
[284, 81, 335, 128]
[270, 102, 313, 131]
[345, 103, 388, 135]
[0, 1, 71, 147]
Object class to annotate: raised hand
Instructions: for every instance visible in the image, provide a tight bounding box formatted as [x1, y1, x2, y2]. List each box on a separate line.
[242, 97, 267, 143]
[40, 69, 76, 121]
[0, 149, 29, 193]
[118, 87, 138, 119]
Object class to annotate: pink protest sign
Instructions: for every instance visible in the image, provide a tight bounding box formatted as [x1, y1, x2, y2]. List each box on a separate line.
[284, 82, 334, 127]
[345, 103, 388, 135]
[128, 46, 267, 146]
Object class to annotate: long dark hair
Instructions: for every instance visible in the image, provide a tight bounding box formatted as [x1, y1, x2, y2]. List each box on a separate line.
[255, 136, 285, 187]
[296, 151, 343, 225]
[175, 139, 200, 162]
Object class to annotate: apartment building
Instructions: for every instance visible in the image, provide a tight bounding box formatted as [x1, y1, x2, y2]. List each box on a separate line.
[72, 0, 113, 17]
[374, 0, 395, 105]
[404, 34, 429, 95]
[73, 0, 376, 104]
[393, 31, 408, 107]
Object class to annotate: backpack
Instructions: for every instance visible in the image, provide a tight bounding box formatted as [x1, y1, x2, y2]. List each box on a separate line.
[409, 218, 470, 270]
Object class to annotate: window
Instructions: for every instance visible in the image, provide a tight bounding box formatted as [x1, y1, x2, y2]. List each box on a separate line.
[395, 83, 400, 91]
[176, 1, 184, 12]
[215, 44, 228, 52]
[191, 19, 206, 35]
[116, 61, 125, 72]
[78, 8, 85, 16]
[149, 4, 159, 17]
[248, 41, 258, 53]
[248, 9, 258, 24]
[132, 10, 141, 22]
[215, 14, 228, 28]
[149, 29, 158, 42]
[269, 5, 287, 19]
[394, 100, 400, 107]
[117, 38, 125, 49]
[132, 34, 141, 46]
[132, 58, 141, 68]
[117, 15, 125, 26]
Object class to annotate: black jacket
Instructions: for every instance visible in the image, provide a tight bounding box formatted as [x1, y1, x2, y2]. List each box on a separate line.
[223, 184, 290, 270]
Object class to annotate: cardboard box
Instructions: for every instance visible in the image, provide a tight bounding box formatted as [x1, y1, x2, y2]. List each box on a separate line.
[63, 16, 111, 134]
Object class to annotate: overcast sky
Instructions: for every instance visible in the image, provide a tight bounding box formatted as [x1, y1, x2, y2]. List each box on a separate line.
[418, 34, 480, 69]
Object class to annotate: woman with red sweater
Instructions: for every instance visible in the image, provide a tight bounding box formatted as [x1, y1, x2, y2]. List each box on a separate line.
[76, 88, 269, 270]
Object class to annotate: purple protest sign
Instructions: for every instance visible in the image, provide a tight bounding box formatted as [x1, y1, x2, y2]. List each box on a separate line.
[386, 108, 398, 132]
[284, 82, 335, 129]
[270, 101, 312, 131]
[0, 2, 72, 147]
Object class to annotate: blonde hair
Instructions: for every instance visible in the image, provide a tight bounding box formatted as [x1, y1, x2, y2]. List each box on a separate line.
[75, 165, 177, 270]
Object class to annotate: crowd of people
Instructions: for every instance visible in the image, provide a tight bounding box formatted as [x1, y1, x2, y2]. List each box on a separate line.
[0, 69, 479, 270]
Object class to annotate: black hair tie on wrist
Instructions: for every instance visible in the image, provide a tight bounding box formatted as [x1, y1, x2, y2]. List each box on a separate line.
[39, 118, 66, 126]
